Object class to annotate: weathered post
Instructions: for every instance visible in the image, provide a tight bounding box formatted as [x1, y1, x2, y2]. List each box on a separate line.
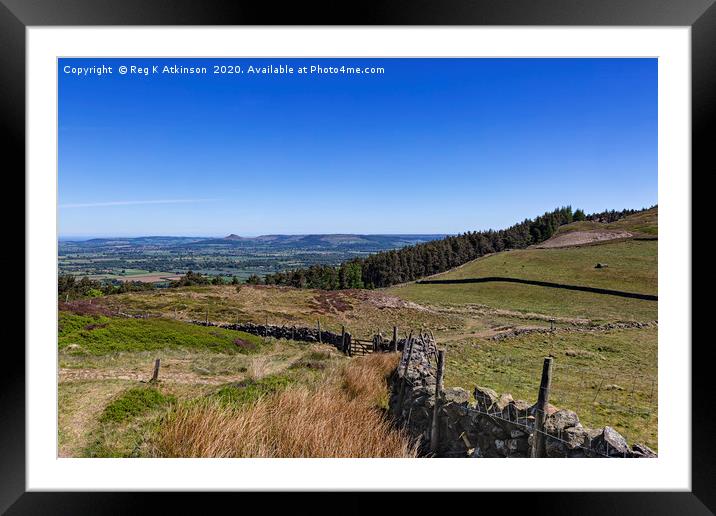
[205, 306, 209, 325]
[430, 349, 446, 454]
[395, 335, 415, 418]
[392, 326, 398, 352]
[341, 325, 346, 350]
[531, 357, 554, 458]
[151, 358, 161, 383]
[344, 332, 352, 356]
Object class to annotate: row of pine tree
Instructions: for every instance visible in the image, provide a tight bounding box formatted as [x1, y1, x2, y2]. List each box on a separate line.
[262, 206, 650, 290]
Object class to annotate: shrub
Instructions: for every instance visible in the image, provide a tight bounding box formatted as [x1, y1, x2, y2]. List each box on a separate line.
[99, 387, 175, 424]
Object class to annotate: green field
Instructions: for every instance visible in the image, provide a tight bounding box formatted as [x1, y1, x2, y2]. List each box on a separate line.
[388, 239, 657, 322]
[442, 327, 657, 449]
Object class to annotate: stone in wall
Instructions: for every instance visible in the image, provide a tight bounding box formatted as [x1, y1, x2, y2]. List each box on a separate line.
[388, 333, 658, 459]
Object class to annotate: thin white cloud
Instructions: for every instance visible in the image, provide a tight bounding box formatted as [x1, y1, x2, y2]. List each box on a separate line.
[59, 198, 218, 209]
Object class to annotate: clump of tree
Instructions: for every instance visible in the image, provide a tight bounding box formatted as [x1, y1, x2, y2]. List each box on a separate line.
[262, 205, 654, 290]
[58, 274, 156, 300]
[170, 270, 211, 287]
[262, 259, 364, 290]
[246, 274, 263, 285]
[584, 206, 655, 223]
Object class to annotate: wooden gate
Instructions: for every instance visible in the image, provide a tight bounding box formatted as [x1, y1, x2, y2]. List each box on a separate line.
[350, 338, 374, 356]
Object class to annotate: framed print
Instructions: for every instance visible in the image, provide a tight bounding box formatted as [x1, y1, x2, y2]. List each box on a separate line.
[5, 0, 712, 513]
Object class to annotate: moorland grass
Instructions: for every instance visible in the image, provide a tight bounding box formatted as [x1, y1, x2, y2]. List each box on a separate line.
[98, 284, 460, 338]
[85, 385, 177, 458]
[59, 312, 265, 355]
[99, 386, 176, 423]
[211, 374, 295, 407]
[152, 353, 417, 458]
[441, 326, 658, 449]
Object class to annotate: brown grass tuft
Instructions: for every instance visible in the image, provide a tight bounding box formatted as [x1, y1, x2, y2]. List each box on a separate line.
[246, 356, 270, 381]
[339, 353, 399, 406]
[152, 353, 416, 457]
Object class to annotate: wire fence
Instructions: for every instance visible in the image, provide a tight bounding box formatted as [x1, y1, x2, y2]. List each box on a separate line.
[396, 331, 657, 456]
[460, 352, 657, 449]
[468, 403, 619, 458]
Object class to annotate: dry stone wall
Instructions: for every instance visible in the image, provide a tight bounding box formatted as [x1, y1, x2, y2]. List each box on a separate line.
[195, 320, 347, 349]
[193, 320, 401, 354]
[388, 334, 657, 458]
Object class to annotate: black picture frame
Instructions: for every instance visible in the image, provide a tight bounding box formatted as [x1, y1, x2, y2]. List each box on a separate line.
[4, 1, 711, 513]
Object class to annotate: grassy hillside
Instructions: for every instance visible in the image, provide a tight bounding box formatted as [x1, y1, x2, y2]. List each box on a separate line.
[381, 209, 659, 448]
[388, 239, 657, 322]
[95, 285, 461, 338]
[556, 206, 658, 236]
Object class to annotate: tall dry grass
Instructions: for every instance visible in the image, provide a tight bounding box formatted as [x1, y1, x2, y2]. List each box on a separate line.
[153, 353, 417, 457]
[246, 355, 270, 381]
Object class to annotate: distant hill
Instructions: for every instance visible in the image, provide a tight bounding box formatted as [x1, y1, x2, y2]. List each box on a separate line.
[192, 234, 446, 249]
[60, 234, 446, 252]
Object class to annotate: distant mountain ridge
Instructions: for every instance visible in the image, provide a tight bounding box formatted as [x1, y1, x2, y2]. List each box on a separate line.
[60, 233, 447, 251]
[199, 233, 447, 248]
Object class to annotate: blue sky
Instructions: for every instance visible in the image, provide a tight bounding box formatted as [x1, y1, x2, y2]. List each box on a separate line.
[58, 58, 657, 238]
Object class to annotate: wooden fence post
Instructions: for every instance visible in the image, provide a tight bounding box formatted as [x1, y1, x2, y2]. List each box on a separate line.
[392, 326, 398, 352]
[430, 349, 446, 454]
[151, 358, 161, 383]
[531, 356, 554, 458]
[344, 332, 352, 356]
[205, 306, 209, 325]
[395, 335, 415, 418]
